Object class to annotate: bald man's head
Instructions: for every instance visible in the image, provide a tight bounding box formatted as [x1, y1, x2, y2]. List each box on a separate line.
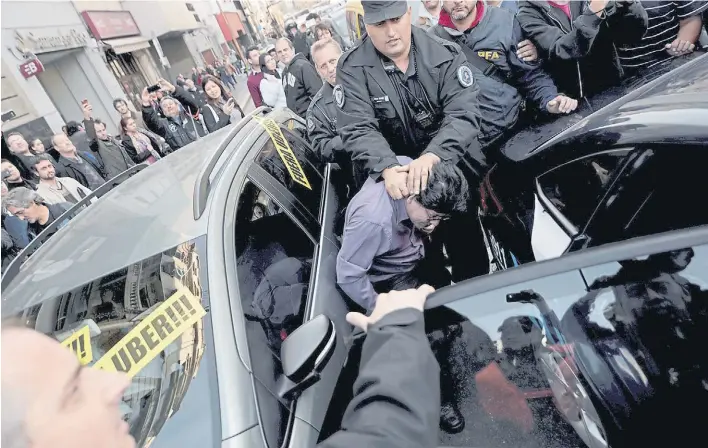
[1, 326, 134, 448]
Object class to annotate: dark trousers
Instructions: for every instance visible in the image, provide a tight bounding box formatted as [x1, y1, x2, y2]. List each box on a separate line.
[373, 260, 466, 408]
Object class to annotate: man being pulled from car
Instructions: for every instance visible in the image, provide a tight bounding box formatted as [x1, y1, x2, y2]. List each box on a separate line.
[517, 0, 648, 99]
[276, 37, 323, 118]
[2, 187, 72, 240]
[336, 158, 471, 434]
[431, 0, 579, 149]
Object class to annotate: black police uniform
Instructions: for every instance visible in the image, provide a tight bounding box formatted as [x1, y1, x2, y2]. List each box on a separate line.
[336, 23, 490, 283]
[336, 25, 483, 179]
[307, 82, 342, 164]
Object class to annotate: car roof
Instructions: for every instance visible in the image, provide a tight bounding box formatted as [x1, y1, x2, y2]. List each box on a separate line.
[501, 52, 708, 162]
[2, 126, 233, 315]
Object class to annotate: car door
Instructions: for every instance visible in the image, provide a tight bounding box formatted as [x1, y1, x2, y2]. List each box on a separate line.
[223, 115, 350, 448]
[424, 225, 708, 448]
[531, 148, 633, 261]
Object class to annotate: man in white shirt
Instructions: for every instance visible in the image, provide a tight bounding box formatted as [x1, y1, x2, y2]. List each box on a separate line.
[31, 154, 92, 205]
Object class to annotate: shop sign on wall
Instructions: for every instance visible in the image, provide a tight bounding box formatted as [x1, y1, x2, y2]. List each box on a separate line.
[19, 58, 44, 79]
[14, 27, 89, 54]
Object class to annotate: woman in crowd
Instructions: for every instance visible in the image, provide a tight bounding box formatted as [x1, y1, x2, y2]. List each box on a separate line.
[200, 75, 245, 132]
[259, 54, 287, 109]
[29, 138, 46, 155]
[119, 117, 163, 165]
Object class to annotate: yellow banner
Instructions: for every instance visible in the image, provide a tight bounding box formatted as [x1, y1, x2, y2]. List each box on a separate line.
[61, 325, 93, 366]
[254, 116, 312, 190]
[93, 288, 206, 378]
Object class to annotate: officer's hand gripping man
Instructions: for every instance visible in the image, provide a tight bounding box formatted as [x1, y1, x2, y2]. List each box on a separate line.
[335, 0, 484, 200]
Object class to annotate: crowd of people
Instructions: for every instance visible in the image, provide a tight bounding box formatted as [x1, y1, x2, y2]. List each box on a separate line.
[1, 0, 708, 446]
[1, 54, 247, 270]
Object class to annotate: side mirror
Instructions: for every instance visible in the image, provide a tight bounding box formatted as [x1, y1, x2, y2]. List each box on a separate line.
[278, 314, 337, 400]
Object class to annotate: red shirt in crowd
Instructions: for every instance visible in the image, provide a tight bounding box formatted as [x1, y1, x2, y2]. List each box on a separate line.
[247, 70, 265, 108]
[438, 0, 486, 30]
[548, 0, 571, 18]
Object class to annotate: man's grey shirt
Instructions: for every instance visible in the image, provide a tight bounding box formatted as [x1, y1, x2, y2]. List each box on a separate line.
[336, 158, 424, 311]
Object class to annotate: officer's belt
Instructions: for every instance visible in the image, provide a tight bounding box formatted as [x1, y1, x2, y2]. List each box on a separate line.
[432, 27, 509, 85]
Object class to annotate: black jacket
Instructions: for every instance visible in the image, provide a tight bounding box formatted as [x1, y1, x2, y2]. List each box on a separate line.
[172, 85, 244, 133]
[430, 6, 560, 147]
[282, 53, 323, 118]
[316, 308, 440, 448]
[336, 26, 482, 178]
[517, 0, 648, 98]
[84, 118, 134, 179]
[307, 82, 341, 163]
[142, 100, 207, 151]
[55, 152, 106, 189]
[120, 131, 165, 164]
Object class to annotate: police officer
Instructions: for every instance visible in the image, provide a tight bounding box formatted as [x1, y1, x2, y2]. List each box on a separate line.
[307, 38, 344, 165]
[336, 0, 490, 283]
[335, 0, 483, 199]
[431, 0, 578, 149]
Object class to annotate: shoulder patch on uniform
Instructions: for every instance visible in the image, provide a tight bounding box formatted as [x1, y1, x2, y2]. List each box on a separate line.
[307, 116, 315, 133]
[457, 65, 474, 88]
[333, 85, 345, 109]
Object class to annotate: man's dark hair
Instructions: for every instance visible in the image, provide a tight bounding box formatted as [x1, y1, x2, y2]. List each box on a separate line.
[29, 154, 54, 170]
[247, 46, 260, 59]
[65, 121, 81, 137]
[112, 98, 127, 110]
[306, 12, 320, 21]
[314, 23, 333, 37]
[93, 119, 106, 129]
[417, 163, 469, 215]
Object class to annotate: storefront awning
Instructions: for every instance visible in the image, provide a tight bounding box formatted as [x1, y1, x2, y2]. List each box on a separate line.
[103, 36, 151, 55]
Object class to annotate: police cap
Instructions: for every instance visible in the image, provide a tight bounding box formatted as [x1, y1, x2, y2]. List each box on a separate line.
[362, 1, 409, 25]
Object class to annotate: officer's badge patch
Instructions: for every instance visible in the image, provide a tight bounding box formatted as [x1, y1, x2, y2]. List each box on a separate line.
[307, 116, 315, 133]
[457, 66, 474, 88]
[333, 85, 345, 109]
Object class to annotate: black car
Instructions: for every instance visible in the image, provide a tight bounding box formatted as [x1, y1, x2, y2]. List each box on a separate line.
[480, 52, 708, 271]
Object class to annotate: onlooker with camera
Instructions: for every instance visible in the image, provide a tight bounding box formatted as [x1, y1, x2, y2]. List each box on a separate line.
[82, 102, 135, 180]
[183, 78, 207, 107]
[2, 187, 72, 240]
[163, 76, 244, 133]
[141, 85, 207, 151]
[2, 159, 36, 191]
[119, 117, 163, 165]
[32, 154, 91, 205]
[51, 133, 106, 190]
[259, 54, 288, 108]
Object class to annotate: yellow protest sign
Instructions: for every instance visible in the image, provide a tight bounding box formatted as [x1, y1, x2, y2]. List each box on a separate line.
[61, 325, 93, 366]
[254, 116, 312, 190]
[93, 288, 206, 378]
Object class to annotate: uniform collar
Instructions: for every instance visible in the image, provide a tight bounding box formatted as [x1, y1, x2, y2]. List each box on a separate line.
[321, 82, 335, 103]
[347, 26, 453, 69]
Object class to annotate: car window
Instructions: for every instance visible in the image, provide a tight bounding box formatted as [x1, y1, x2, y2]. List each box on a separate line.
[387, 239, 708, 448]
[254, 118, 324, 222]
[234, 179, 316, 447]
[11, 237, 219, 448]
[537, 149, 630, 229]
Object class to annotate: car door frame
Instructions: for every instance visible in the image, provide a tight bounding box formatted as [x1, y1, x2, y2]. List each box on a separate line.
[214, 118, 350, 447]
[531, 147, 637, 259]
